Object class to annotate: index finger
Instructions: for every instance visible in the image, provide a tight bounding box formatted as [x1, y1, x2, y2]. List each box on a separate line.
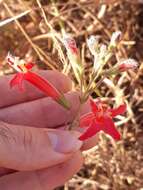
[0, 70, 72, 108]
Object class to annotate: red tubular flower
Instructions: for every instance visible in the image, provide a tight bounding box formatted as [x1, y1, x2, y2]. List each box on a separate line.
[23, 71, 70, 108]
[79, 99, 126, 141]
[6, 53, 70, 109]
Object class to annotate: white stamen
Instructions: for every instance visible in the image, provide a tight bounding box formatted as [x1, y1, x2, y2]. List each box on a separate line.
[6, 52, 22, 72]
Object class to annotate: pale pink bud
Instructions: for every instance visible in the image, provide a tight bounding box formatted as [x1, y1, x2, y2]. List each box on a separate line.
[110, 31, 122, 47]
[118, 58, 138, 72]
[63, 35, 78, 55]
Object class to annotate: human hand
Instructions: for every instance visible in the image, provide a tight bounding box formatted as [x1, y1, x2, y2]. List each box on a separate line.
[0, 70, 98, 189]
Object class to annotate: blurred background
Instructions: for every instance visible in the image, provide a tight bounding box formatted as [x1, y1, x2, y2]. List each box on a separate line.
[0, 0, 143, 189]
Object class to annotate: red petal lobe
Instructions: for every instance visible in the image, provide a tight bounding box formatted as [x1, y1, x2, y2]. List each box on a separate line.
[110, 104, 127, 117]
[79, 122, 100, 141]
[10, 73, 24, 91]
[102, 117, 121, 140]
[90, 99, 99, 113]
[80, 112, 94, 128]
[25, 62, 35, 70]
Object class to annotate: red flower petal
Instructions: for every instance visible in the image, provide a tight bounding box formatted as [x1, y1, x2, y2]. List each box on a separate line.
[110, 104, 126, 117]
[10, 73, 24, 91]
[79, 121, 100, 141]
[24, 71, 70, 109]
[25, 62, 35, 70]
[24, 71, 60, 99]
[90, 99, 99, 113]
[79, 99, 125, 141]
[80, 112, 94, 128]
[102, 117, 121, 140]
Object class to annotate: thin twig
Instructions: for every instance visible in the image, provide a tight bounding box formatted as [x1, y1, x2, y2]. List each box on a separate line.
[0, 10, 31, 27]
[36, 0, 67, 70]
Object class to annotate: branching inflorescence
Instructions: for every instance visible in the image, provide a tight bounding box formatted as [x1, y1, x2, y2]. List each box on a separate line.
[6, 31, 138, 142]
[62, 31, 138, 141]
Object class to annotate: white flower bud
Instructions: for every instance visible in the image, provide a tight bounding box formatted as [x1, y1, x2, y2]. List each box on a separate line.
[110, 31, 122, 47]
[93, 44, 107, 72]
[87, 35, 100, 55]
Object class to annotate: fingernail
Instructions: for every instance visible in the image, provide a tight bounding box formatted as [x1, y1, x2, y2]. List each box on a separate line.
[48, 130, 82, 154]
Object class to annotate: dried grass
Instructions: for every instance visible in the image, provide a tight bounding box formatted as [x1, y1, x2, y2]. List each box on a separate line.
[0, 0, 143, 189]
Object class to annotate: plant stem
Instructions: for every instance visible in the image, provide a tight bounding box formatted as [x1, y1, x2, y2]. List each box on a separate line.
[68, 102, 82, 130]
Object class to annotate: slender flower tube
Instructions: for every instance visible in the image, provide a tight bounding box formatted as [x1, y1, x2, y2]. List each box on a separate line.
[6, 53, 70, 109]
[79, 99, 126, 141]
[23, 71, 70, 108]
[63, 34, 82, 83]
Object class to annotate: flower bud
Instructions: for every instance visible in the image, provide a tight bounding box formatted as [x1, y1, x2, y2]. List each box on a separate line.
[87, 35, 100, 55]
[63, 35, 78, 55]
[118, 58, 138, 72]
[63, 34, 82, 82]
[93, 44, 107, 72]
[110, 31, 122, 48]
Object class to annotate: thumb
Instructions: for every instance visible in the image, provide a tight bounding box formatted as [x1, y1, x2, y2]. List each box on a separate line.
[0, 122, 82, 171]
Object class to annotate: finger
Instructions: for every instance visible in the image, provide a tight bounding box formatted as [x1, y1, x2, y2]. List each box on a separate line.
[81, 134, 99, 151]
[0, 152, 83, 190]
[59, 126, 99, 151]
[0, 134, 97, 178]
[0, 92, 91, 128]
[0, 88, 99, 152]
[0, 135, 98, 178]
[0, 92, 99, 151]
[0, 70, 72, 108]
[0, 168, 15, 177]
[0, 137, 98, 178]
[0, 122, 82, 170]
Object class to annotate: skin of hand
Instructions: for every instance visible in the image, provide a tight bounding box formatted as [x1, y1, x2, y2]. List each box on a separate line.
[0, 70, 98, 190]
